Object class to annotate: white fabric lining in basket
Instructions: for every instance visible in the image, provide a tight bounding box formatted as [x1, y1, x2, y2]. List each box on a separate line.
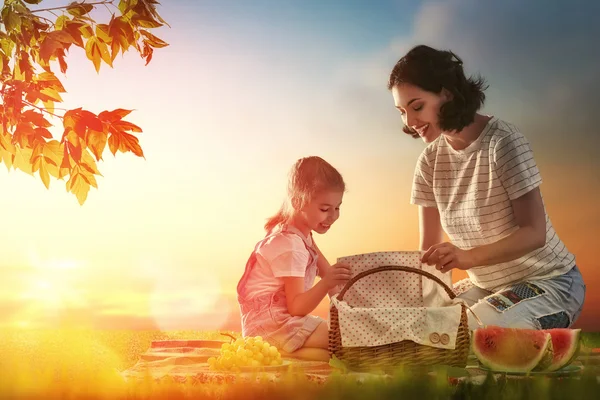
[330, 298, 462, 349]
[330, 251, 460, 349]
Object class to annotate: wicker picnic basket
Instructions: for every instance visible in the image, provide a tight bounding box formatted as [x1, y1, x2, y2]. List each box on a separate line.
[329, 265, 470, 371]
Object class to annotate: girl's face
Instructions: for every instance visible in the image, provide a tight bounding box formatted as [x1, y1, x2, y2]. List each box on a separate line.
[299, 190, 344, 235]
[391, 83, 450, 144]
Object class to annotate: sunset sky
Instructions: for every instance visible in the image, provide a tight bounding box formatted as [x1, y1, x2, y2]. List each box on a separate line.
[1, 0, 599, 332]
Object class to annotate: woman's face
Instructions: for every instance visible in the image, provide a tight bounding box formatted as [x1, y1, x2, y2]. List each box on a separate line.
[391, 83, 450, 144]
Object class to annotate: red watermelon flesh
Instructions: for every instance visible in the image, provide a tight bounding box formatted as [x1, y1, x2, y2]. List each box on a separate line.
[472, 326, 553, 373]
[535, 328, 581, 372]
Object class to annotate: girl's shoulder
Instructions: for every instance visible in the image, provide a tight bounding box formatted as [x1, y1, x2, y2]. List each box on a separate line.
[256, 229, 309, 261]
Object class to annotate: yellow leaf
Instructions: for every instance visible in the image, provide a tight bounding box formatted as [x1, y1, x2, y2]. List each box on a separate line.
[13, 147, 33, 175]
[85, 36, 102, 73]
[43, 140, 63, 167]
[40, 87, 63, 102]
[39, 161, 50, 189]
[0, 147, 14, 171]
[69, 173, 90, 205]
[55, 15, 70, 30]
[82, 150, 102, 176]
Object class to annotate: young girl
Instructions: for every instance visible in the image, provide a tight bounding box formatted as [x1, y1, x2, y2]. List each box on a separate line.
[387, 45, 586, 330]
[237, 156, 352, 361]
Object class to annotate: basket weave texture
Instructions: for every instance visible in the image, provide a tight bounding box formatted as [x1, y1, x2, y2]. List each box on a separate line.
[328, 265, 470, 371]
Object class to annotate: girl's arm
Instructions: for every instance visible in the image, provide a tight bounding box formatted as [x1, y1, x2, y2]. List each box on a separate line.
[313, 240, 332, 278]
[282, 242, 351, 316]
[423, 188, 546, 271]
[282, 277, 331, 317]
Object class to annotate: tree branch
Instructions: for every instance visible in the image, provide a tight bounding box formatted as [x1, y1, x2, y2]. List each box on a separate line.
[22, 100, 65, 119]
[30, 0, 114, 14]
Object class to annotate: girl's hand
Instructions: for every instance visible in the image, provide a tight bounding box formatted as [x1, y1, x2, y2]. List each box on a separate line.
[322, 262, 352, 289]
[421, 242, 476, 273]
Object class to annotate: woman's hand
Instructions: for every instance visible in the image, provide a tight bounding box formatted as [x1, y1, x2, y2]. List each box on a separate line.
[421, 242, 476, 273]
[321, 262, 352, 289]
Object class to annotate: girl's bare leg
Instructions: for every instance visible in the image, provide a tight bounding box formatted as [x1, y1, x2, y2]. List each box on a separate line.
[280, 322, 330, 361]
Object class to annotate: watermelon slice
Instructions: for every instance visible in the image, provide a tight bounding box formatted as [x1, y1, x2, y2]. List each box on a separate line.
[472, 326, 554, 373]
[534, 328, 581, 372]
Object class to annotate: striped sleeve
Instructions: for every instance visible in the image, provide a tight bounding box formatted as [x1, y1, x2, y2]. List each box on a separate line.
[410, 150, 436, 207]
[493, 132, 542, 200]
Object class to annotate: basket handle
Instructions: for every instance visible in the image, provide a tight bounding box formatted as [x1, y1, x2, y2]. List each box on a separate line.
[337, 265, 455, 301]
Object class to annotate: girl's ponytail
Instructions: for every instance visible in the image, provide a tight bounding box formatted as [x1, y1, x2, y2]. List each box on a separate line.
[264, 202, 290, 233]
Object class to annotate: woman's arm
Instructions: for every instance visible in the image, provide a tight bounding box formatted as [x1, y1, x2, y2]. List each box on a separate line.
[419, 206, 444, 251]
[423, 188, 547, 271]
[470, 187, 546, 266]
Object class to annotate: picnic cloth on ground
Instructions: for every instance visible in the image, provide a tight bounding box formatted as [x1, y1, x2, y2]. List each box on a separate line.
[330, 251, 461, 349]
[119, 339, 598, 385]
[120, 340, 333, 383]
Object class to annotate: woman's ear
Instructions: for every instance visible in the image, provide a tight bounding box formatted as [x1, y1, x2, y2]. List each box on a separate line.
[441, 87, 454, 102]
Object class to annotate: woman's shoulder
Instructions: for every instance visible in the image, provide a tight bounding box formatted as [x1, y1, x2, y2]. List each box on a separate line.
[486, 117, 527, 142]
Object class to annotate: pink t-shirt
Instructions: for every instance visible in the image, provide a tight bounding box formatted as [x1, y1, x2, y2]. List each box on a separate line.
[244, 231, 313, 298]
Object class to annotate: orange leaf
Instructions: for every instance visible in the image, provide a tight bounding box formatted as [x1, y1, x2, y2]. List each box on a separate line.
[87, 130, 107, 161]
[22, 110, 52, 128]
[119, 132, 144, 157]
[112, 120, 142, 133]
[67, 141, 82, 163]
[108, 131, 120, 156]
[99, 108, 133, 122]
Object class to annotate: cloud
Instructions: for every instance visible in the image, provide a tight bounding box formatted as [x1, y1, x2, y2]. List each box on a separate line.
[332, 0, 600, 162]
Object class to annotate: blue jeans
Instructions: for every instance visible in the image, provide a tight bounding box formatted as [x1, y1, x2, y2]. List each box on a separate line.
[458, 266, 586, 330]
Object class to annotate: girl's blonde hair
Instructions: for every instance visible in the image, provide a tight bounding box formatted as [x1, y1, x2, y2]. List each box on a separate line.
[264, 156, 345, 232]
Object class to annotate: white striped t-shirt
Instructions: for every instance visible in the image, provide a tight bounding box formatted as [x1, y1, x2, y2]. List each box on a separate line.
[410, 116, 575, 291]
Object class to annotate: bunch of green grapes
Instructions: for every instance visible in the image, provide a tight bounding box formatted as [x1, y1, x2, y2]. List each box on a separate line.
[207, 336, 283, 372]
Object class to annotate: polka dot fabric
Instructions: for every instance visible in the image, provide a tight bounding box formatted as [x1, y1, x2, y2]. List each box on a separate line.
[330, 251, 461, 350]
[331, 298, 462, 349]
[335, 251, 435, 308]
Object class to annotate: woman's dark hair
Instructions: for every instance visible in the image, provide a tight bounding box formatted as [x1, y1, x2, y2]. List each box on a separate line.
[387, 45, 488, 138]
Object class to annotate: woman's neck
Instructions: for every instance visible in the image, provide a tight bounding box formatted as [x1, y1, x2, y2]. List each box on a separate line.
[444, 113, 491, 151]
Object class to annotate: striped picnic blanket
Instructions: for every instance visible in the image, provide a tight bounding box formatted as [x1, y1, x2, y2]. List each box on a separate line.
[120, 340, 334, 384]
[121, 340, 600, 385]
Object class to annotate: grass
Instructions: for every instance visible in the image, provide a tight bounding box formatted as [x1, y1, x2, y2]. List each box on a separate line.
[0, 329, 599, 399]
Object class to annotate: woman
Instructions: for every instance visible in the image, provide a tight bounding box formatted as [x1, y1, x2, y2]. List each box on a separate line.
[387, 45, 585, 330]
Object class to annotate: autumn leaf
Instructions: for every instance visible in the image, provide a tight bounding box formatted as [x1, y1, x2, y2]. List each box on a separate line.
[87, 129, 107, 161]
[140, 30, 169, 48]
[85, 36, 112, 72]
[39, 159, 50, 188]
[99, 108, 133, 122]
[55, 15, 70, 30]
[66, 2, 94, 17]
[0, 146, 14, 171]
[39, 30, 74, 62]
[13, 146, 34, 175]
[0, 0, 166, 204]
[22, 109, 52, 128]
[66, 171, 90, 205]
[1, 7, 21, 33]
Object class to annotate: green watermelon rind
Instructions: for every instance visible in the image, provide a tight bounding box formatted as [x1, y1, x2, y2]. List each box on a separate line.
[538, 328, 582, 372]
[472, 327, 553, 373]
